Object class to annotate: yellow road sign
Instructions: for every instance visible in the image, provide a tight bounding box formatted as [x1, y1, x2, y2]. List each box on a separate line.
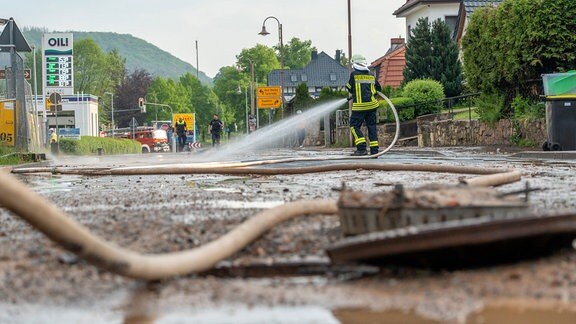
[257, 97, 281, 109]
[173, 113, 195, 130]
[257, 86, 281, 97]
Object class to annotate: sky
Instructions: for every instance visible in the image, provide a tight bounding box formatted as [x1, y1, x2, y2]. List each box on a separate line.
[6, 0, 407, 78]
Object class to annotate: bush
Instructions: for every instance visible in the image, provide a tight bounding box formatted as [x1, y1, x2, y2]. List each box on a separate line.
[512, 95, 545, 120]
[402, 79, 444, 116]
[59, 136, 141, 155]
[475, 93, 504, 126]
[379, 97, 415, 122]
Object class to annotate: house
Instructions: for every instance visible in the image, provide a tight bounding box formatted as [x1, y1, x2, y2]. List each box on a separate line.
[455, 1, 503, 44]
[267, 50, 349, 100]
[393, 0, 461, 39]
[371, 38, 406, 88]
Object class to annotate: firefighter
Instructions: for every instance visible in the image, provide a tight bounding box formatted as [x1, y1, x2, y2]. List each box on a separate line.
[175, 116, 187, 151]
[346, 54, 382, 156]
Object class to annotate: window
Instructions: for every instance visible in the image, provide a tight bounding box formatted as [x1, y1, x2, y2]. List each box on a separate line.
[329, 73, 337, 81]
[445, 16, 458, 36]
[301, 74, 308, 82]
[290, 74, 298, 82]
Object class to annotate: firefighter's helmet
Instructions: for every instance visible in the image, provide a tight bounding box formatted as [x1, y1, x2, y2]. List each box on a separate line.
[351, 54, 369, 71]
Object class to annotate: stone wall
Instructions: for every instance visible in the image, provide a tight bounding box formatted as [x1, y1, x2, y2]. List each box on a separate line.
[418, 118, 546, 147]
[332, 118, 546, 148]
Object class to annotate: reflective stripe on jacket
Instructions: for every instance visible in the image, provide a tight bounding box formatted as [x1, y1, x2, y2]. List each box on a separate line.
[346, 70, 381, 111]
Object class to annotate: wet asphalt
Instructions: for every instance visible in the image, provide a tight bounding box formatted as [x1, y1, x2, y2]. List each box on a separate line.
[1, 146, 576, 323]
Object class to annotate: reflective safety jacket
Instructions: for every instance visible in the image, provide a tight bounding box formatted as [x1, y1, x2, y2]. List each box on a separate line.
[175, 120, 187, 135]
[346, 70, 381, 111]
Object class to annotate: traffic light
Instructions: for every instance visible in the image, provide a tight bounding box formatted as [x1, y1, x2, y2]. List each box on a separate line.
[138, 98, 146, 113]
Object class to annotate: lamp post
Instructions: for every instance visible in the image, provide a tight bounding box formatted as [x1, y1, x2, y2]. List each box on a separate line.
[347, 0, 354, 147]
[258, 16, 284, 119]
[104, 92, 114, 137]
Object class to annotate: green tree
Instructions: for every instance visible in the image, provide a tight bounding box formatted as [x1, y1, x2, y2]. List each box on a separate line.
[146, 77, 189, 121]
[180, 72, 221, 134]
[213, 66, 248, 131]
[462, 0, 576, 116]
[293, 83, 314, 112]
[102, 49, 126, 94]
[404, 18, 463, 97]
[275, 37, 316, 69]
[431, 19, 463, 97]
[403, 17, 433, 84]
[236, 45, 279, 84]
[74, 38, 108, 94]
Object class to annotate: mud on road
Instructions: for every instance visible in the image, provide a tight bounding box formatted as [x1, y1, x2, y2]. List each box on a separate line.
[1, 148, 576, 323]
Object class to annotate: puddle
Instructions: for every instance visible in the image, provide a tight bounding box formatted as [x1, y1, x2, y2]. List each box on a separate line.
[333, 308, 439, 324]
[468, 306, 576, 324]
[14, 174, 83, 194]
[333, 306, 576, 324]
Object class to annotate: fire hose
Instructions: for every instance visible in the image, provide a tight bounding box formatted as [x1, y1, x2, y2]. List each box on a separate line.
[0, 92, 522, 280]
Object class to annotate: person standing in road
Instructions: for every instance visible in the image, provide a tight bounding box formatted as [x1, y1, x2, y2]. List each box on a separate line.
[209, 114, 224, 147]
[49, 128, 59, 155]
[175, 116, 187, 152]
[346, 54, 382, 156]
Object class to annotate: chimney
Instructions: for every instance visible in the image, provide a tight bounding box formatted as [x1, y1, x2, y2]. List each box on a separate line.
[335, 50, 341, 62]
[390, 38, 405, 51]
[311, 50, 318, 60]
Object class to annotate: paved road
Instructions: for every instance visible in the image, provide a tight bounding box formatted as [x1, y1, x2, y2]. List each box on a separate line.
[2, 147, 576, 323]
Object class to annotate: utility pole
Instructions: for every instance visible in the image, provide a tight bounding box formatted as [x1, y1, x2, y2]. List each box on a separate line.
[195, 40, 199, 80]
[347, 0, 354, 147]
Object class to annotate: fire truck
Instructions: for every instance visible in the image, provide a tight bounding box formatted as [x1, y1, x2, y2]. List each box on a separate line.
[115, 127, 170, 153]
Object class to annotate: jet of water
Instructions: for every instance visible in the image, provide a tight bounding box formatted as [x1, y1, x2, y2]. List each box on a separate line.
[197, 98, 348, 162]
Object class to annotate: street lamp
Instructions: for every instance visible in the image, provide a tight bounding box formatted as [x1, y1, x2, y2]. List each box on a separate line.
[104, 92, 114, 137]
[258, 16, 284, 119]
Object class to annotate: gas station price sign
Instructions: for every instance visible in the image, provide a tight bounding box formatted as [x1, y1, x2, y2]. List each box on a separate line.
[45, 56, 73, 87]
[42, 33, 74, 95]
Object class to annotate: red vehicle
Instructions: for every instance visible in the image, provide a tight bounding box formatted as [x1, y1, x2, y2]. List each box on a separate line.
[118, 127, 170, 153]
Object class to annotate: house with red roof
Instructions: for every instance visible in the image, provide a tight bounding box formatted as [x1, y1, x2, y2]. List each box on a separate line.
[371, 38, 406, 89]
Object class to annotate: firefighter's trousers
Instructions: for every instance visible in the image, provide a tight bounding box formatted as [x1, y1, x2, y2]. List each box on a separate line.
[350, 108, 379, 153]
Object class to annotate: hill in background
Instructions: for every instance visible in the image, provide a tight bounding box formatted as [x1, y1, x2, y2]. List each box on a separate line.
[22, 27, 212, 85]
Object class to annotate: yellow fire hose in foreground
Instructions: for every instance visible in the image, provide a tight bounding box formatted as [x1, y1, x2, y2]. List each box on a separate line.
[0, 164, 520, 280]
